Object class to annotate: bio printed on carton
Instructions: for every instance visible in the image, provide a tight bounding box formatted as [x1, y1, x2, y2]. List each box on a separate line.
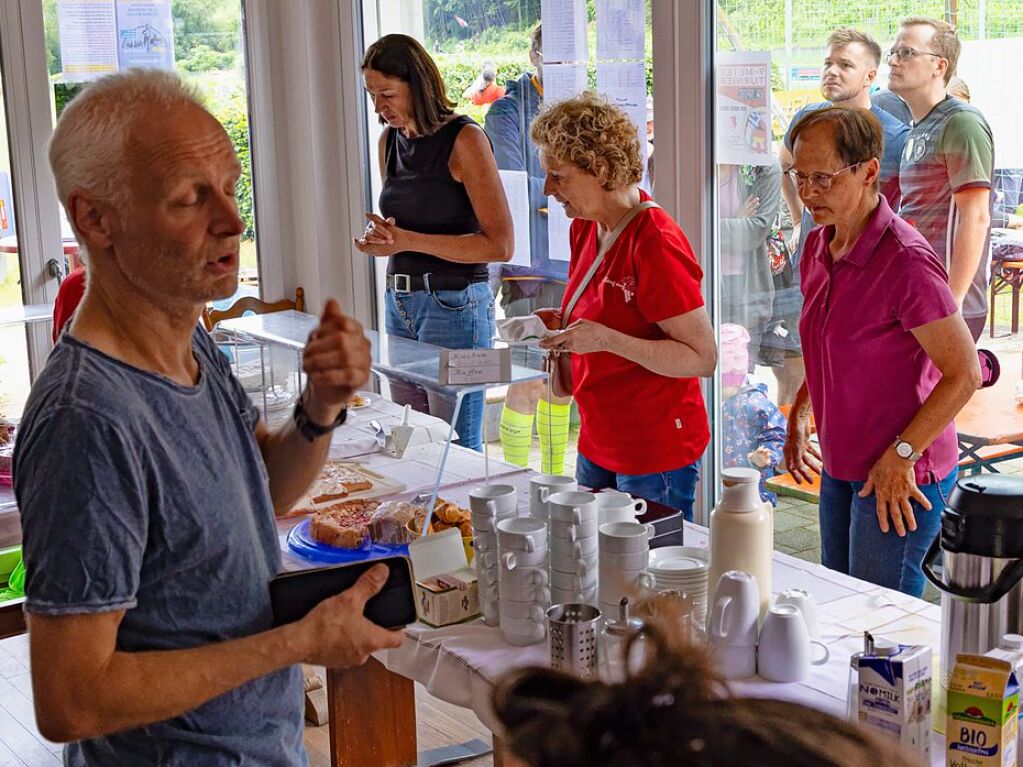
[947, 654, 1020, 767]
[857, 643, 932, 761]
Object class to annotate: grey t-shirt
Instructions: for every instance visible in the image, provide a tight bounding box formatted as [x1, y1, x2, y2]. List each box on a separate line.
[13, 328, 305, 767]
[899, 96, 994, 319]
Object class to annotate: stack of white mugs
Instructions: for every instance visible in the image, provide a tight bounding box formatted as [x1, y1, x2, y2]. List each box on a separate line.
[467, 476, 656, 646]
[598, 521, 657, 618]
[496, 516, 550, 646]
[467, 484, 518, 627]
[527, 476, 600, 607]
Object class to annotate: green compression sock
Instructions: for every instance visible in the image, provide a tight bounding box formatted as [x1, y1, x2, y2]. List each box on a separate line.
[500, 406, 534, 467]
[537, 400, 571, 475]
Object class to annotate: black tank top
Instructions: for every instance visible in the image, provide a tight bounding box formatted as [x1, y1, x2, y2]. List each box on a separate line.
[379, 114, 488, 280]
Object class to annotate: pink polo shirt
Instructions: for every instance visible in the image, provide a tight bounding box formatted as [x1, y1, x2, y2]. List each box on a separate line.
[799, 195, 958, 484]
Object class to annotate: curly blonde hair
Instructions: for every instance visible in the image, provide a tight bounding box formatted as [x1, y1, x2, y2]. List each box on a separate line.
[530, 91, 644, 190]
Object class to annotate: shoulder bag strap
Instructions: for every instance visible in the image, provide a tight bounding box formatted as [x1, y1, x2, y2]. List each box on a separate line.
[561, 201, 659, 328]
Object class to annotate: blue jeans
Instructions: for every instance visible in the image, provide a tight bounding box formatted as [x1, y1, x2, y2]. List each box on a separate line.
[818, 468, 956, 597]
[384, 281, 495, 452]
[576, 452, 701, 522]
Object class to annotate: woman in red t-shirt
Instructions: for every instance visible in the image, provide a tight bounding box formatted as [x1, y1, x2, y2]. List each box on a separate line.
[533, 93, 716, 520]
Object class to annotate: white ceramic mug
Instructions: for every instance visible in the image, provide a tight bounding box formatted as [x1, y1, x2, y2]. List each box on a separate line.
[599, 570, 655, 607]
[707, 570, 759, 648]
[500, 599, 547, 621]
[529, 474, 578, 520]
[500, 615, 547, 646]
[548, 491, 598, 525]
[549, 517, 599, 541]
[475, 549, 499, 573]
[600, 549, 650, 572]
[549, 551, 594, 576]
[469, 483, 518, 518]
[550, 568, 598, 591]
[710, 643, 758, 680]
[496, 517, 547, 553]
[757, 603, 830, 683]
[500, 581, 551, 603]
[472, 531, 498, 553]
[552, 586, 598, 605]
[598, 521, 656, 554]
[501, 548, 548, 570]
[774, 589, 818, 637]
[597, 492, 648, 526]
[549, 534, 598, 557]
[498, 564, 549, 586]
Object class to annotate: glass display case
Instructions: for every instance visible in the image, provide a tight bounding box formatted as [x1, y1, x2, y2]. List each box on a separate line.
[213, 310, 549, 502]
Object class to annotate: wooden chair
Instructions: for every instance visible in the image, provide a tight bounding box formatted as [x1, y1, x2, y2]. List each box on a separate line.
[989, 260, 1023, 337]
[203, 287, 305, 332]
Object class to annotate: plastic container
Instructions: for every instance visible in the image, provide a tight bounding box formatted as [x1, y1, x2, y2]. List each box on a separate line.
[707, 467, 773, 619]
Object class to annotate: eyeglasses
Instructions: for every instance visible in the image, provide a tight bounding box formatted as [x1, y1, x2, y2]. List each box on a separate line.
[784, 163, 861, 191]
[888, 46, 944, 62]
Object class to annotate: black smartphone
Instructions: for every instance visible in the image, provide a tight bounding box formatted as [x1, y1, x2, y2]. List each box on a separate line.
[269, 556, 417, 629]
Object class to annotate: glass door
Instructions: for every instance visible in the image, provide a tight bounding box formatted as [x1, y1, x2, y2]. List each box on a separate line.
[711, 1, 1023, 567]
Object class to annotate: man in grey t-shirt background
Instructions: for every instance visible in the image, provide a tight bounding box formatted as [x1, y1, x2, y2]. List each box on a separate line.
[888, 16, 994, 342]
[13, 70, 402, 766]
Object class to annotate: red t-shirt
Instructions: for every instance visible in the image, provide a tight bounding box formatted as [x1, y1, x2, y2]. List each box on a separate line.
[52, 266, 86, 342]
[561, 193, 709, 474]
[471, 83, 506, 106]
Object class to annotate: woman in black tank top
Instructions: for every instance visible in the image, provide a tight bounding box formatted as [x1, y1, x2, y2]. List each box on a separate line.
[356, 34, 513, 451]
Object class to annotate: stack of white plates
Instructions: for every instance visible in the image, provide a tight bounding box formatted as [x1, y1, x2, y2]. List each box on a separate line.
[647, 546, 710, 617]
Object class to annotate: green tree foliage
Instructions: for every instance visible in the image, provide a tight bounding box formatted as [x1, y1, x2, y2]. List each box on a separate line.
[425, 0, 541, 47]
[172, 0, 241, 72]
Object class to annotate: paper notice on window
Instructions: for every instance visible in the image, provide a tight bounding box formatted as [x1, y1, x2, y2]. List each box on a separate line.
[499, 170, 532, 268]
[541, 0, 588, 64]
[597, 62, 648, 175]
[717, 52, 773, 166]
[542, 63, 589, 106]
[58, 0, 119, 82]
[547, 202, 572, 264]
[596, 0, 645, 61]
[116, 0, 175, 70]
[597, 62, 647, 136]
[439, 349, 512, 385]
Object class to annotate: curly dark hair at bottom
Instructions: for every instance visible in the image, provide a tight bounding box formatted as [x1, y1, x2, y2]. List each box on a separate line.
[492, 619, 923, 767]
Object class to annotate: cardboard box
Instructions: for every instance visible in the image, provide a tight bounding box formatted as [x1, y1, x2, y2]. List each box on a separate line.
[858, 643, 932, 762]
[408, 528, 480, 628]
[947, 654, 1019, 767]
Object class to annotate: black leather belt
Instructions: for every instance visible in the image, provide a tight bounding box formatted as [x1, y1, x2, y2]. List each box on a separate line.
[386, 273, 487, 293]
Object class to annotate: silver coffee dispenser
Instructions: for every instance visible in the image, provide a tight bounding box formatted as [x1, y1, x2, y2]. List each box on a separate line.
[922, 474, 1023, 690]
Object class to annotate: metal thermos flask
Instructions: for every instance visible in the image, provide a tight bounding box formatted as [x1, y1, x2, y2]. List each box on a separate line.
[922, 475, 1023, 690]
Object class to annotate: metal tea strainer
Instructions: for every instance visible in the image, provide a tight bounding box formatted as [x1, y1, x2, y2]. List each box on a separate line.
[547, 603, 602, 678]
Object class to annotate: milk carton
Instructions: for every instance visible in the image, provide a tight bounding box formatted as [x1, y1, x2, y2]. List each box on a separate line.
[857, 643, 932, 761]
[946, 654, 1019, 767]
[986, 636, 1023, 758]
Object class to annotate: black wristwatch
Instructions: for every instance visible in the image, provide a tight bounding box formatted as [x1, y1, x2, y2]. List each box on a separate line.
[293, 397, 347, 442]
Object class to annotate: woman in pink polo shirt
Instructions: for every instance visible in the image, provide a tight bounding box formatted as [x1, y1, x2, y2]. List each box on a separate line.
[534, 93, 717, 521]
[783, 106, 980, 596]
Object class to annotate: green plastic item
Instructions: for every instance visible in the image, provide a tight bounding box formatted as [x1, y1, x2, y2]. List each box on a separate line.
[0, 556, 24, 602]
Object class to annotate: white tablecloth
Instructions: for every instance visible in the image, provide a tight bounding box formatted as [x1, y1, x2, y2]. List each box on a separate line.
[379, 519, 949, 765]
[274, 414, 948, 765]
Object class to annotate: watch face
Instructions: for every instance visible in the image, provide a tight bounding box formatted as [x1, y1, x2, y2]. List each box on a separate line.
[896, 442, 912, 458]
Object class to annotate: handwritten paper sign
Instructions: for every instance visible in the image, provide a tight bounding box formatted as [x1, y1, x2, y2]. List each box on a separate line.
[439, 348, 513, 385]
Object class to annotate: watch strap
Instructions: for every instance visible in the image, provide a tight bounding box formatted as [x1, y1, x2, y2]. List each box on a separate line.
[892, 437, 922, 462]
[294, 398, 347, 442]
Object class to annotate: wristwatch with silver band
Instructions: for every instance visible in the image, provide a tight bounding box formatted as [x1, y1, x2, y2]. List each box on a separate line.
[892, 437, 922, 462]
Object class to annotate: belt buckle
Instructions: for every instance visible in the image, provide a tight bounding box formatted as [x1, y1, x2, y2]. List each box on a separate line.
[393, 274, 412, 293]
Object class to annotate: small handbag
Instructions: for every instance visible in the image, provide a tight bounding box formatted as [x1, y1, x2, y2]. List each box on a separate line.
[546, 200, 660, 398]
